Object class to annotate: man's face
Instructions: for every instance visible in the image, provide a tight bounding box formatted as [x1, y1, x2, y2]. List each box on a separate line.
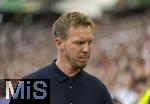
[62, 25, 94, 69]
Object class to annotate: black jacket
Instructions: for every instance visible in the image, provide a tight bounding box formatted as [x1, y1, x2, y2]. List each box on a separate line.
[10, 61, 113, 104]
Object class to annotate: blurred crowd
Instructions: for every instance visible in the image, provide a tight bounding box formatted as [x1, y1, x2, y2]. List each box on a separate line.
[0, 11, 150, 104]
[91, 12, 150, 104]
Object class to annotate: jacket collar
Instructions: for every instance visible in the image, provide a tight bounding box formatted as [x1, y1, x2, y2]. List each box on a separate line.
[51, 60, 85, 84]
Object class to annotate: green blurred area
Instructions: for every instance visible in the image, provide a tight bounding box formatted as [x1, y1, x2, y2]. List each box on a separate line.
[0, 0, 23, 12]
[128, 0, 150, 8]
[0, 0, 150, 14]
[0, 0, 49, 13]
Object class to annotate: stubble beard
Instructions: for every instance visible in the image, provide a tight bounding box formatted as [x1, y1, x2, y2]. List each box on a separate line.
[64, 46, 88, 70]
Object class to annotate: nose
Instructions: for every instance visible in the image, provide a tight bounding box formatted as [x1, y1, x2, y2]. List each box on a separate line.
[82, 43, 91, 53]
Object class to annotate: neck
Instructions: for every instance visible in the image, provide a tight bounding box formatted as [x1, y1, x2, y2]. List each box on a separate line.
[56, 54, 81, 77]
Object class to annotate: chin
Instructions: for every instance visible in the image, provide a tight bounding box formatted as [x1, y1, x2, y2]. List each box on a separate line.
[73, 60, 88, 69]
[78, 63, 87, 69]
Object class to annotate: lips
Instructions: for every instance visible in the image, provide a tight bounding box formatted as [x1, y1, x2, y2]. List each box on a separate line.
[78, 57, 89, 61]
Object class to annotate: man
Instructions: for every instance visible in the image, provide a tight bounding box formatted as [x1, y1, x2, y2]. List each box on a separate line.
[10, 12, 113, 104]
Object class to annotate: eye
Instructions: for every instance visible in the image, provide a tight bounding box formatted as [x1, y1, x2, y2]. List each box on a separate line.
[74, 40, 93, 46]
[75, 41, 85, 45]
[78, 41, 85, 45]
[88, 40, 93, 45]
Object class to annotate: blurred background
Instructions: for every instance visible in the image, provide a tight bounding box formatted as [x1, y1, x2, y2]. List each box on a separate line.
[0, 0, 150, 104]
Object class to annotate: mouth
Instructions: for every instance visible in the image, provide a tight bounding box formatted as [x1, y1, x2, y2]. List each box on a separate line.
[78, 57, 89, 62]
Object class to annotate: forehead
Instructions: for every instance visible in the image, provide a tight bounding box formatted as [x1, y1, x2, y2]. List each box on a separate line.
[67, 26, 94, 40]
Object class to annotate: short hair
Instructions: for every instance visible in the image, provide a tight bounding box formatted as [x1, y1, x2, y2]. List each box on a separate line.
[52, 12, 95, 40]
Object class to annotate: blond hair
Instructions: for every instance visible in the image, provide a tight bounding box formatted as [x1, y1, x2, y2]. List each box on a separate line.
[52, 12, 95, 40]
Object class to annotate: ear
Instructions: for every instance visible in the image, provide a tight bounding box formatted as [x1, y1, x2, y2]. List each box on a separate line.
[54, 38, 64, 51]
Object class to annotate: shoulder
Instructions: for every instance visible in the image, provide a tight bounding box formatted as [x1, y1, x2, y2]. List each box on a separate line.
[82, 70, 105, 87]
[22, 64, 53, 79]
[82, 70, 113, 103]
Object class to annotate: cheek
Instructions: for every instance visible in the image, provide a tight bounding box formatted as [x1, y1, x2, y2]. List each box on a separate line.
[71, 47, 81, 55]
[89, 46, 93, 53]
[66, 45, 82, 56]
